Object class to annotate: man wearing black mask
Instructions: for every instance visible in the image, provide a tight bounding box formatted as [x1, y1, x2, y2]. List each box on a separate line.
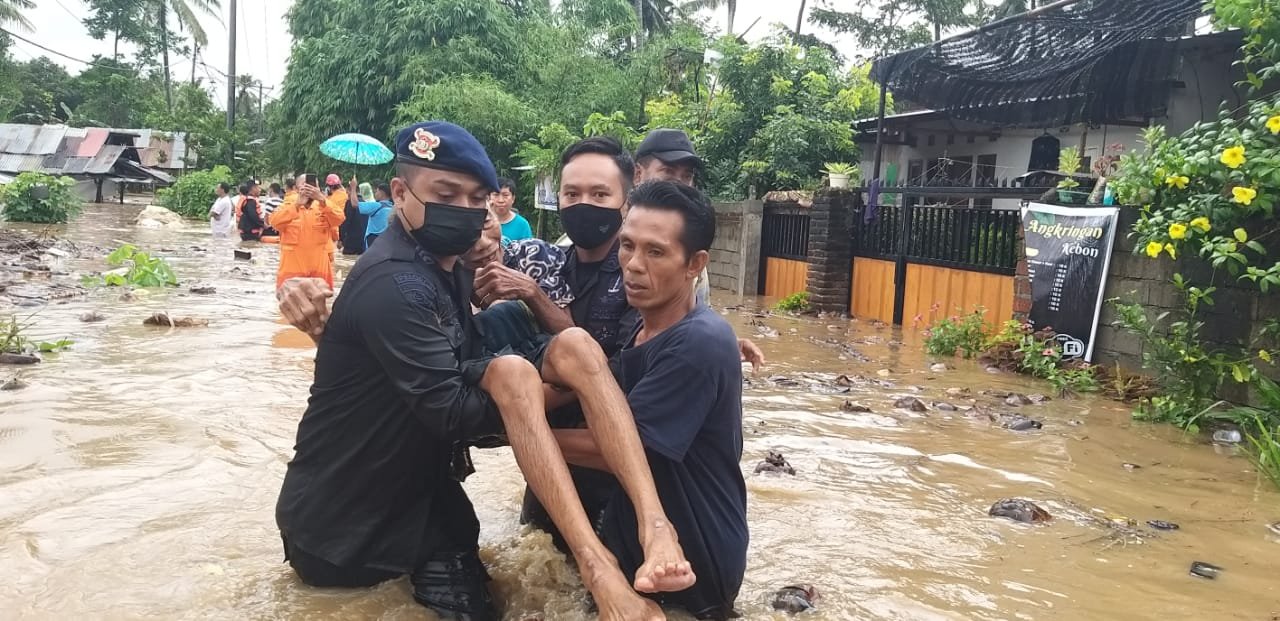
[277, 122, 694, 621]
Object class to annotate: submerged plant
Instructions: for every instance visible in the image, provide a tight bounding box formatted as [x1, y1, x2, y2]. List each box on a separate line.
[775, 291, 810, 313]
[88, 244, 178, 288]
[1, 314, 73, 355]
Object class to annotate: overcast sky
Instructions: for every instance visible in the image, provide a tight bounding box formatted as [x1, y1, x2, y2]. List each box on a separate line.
[13, 0, 857, 108]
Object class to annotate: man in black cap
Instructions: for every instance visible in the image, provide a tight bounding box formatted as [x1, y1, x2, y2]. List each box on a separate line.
[275, 121, 694, 621]
[633, 128, 701, 187]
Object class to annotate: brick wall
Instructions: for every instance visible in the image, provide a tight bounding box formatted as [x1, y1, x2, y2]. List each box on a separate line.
[707, 200, 763, 295]
[805, 188, 855, 313]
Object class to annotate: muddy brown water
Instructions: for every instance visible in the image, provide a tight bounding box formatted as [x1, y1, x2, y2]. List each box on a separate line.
[2, 202, 1278, 620]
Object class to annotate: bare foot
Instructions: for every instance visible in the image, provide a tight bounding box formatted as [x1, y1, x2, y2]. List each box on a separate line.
[581, 553, 666, 621]
[633, 517, 695, 593]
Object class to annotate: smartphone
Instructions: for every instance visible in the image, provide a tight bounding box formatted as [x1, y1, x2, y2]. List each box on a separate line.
[305, 174, 319, 187]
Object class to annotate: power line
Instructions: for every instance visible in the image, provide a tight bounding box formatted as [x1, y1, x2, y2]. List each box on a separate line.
[51, 0, 81, 22]
[0, 27, 137, 74]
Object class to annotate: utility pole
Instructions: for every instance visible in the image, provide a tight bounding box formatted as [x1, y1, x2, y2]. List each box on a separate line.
[258, 82, 264, 135]
[226, 0, 237, 131]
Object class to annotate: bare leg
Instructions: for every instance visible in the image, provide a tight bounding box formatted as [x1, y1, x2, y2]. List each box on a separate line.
[479, 355, 664, 621]
[540, 328, 695, 594]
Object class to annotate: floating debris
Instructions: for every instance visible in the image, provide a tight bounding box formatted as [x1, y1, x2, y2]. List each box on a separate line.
[1004, 393, 1033, 406]
[78, 310, 105, 323]
[143, 312, 209, 328]
[945, 387, 971, 398]
[929, 362, 948, 372]
[771, 585, 819, 613]
[1122, 463, 1142, 471]
[188, 284, 217, 295]
[876, 369, 892, 377]
[840, 401, 871, 413]
[933, 402, 957, 412]
[0, 376, 27, 390]
[1027, 393, 1051, 404]
[754, 451, 796, 475]
[1189, 561, 1223, 580]
[1000, 415, 1043, 431]
[0, 353, 40, 365]
[1067, 419, 1085, 426]
[233, 250, 252, 261]
[988, 498, 1051, 523]
[892, 397, 927, 412]
[768, 375, 801, 387]
[1147, 520, 1180, 531]
[1212, 428, 1242, 444]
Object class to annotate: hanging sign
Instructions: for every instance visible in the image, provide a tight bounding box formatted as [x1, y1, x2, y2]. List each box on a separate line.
[1020, 202, 1120, 362]
[534, 174, 558, 211]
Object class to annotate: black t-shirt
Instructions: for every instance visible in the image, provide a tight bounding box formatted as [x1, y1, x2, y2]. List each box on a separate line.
[563, 242, 636, 359]
[598, 305, 749, 616]
[275, 221, 502, 572]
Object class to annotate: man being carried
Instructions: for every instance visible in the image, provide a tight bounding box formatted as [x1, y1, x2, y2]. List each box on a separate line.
[276, 121, 693, 621]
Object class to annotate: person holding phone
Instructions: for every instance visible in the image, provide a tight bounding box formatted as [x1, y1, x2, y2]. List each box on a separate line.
[270, 173, 346, 290]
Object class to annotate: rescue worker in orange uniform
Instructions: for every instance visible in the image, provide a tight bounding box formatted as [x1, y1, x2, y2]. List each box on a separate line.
[271, 174, 345, 290]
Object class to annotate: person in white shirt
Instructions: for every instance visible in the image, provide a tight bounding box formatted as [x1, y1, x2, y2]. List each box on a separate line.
[209, 182, 234, 238]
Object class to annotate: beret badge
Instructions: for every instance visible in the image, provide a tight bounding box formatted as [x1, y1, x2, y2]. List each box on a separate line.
[408, 128, 441, 161]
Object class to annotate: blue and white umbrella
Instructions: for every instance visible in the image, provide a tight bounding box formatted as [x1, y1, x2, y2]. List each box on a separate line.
[319, 133, 394, 166]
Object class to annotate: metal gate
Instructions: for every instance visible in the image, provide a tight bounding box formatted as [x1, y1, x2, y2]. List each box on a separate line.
[758, 210, 810, 297]
[852, 188, 1032, 326]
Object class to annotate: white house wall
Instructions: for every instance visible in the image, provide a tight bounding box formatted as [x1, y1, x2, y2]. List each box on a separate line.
[859, 39, 1245, 211]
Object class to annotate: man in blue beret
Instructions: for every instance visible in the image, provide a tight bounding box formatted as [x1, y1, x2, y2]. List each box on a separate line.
[275, 121, 694, 621]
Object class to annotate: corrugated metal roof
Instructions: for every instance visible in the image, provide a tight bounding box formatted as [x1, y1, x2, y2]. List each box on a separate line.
[77, 129, 108, 157]
[28, 126, 67, 155]
[0, 153, 46, 173]
[2, 125, 37, 154]
[86, 145, 124, 174]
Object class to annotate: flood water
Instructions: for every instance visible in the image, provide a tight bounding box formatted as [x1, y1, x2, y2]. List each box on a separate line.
[2, 202, 1278, 620]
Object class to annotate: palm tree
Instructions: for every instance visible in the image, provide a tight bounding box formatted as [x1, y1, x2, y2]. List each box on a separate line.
[680, 0, 736, 34]
[0, 0, 35, 31]
[154, 0, 221, 112]
[793, 0, 807, 44]
[990, 0, 1037, 21]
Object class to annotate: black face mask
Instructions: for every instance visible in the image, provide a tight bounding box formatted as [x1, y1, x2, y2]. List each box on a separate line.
[560, 203, 623, 250]
[402, 192, 488, 257]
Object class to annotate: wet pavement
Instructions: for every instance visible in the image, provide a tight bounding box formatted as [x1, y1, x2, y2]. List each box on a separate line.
[2, 202, 1279, 620]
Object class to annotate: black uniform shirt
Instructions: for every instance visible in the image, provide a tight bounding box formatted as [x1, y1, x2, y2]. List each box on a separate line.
[276, 220, 501, 572]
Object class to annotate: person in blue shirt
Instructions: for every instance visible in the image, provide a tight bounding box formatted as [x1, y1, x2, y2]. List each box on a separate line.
[490, 177, 533, 246]
[357, 182, 394, 249]
[552, 180, 748, 619]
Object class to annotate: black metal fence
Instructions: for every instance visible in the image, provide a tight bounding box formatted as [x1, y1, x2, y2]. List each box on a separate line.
[855, 203, 1020, 275]
[761, 211, 810, 260]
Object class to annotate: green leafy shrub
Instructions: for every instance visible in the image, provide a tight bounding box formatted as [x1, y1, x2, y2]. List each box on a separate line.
[86, 244, 178, 287]
[774, 291, 810, 313]
[0, 172, 82, 224]
[923, 310, 987, 358]
[926, 312, 1101, 396]
[156, 165, 233, 219]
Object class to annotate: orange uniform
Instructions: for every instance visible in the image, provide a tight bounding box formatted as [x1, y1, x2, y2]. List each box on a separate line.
[270, 191, 345, 290]
[324, 187, 348, 253]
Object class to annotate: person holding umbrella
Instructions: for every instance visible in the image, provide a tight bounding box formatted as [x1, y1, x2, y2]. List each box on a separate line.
[319, 133, 396, 256]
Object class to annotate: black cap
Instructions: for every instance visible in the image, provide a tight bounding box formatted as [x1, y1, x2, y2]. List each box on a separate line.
[635, 129, 702, 169]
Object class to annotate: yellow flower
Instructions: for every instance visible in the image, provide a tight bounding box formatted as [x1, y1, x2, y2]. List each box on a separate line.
[1261, 349, 1273, 363]
[1232, 186, 1257, 205]
[1168, 223, 1187, 239]
[1221, 145, 1246, 169]
[1164, 243, 1177, 260]
[1145, 241, 1163, 258]
[1225, 241, 1238, 253]
[1268, 115, 1280, 135]
[1234, 228, 1248, 243]
[1165, 175, 1189, 189]
[1190, 217, 1211, 232]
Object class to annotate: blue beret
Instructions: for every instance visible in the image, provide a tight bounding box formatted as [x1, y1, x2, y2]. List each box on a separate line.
[394, 121, 499, 192]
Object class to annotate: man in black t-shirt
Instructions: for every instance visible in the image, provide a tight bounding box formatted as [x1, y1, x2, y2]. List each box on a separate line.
[553, 181, 748, 619]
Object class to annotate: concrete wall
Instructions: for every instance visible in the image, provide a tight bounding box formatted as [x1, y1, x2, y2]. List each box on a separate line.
[707, 200, 762, 295]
